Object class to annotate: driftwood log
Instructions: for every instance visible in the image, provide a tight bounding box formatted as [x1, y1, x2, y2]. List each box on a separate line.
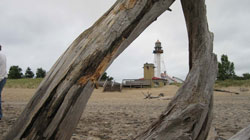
[3, 0, 176, 140]
[142, 92, 164, 99]
[134, 0, 217, 139]
[214, 89, 240, 95]
[228, 125, 250, 140]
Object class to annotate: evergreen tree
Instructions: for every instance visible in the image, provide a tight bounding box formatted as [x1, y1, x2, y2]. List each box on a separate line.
[100, 72, 113, 81]
[108, 77, 114, 81]
[24, 67, 34, 78]
[217, 54, 235, 80]
[8, 65, 23, 79]
[243, 73, 250, 80]
[100, 72, 108, 81]
[36, 68, 46, 78]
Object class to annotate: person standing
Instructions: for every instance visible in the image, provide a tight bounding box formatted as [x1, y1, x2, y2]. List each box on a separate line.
[0, 45, 7, 120]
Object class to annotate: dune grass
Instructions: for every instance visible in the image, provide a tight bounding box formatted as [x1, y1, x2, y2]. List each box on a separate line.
[171, 79, 250, 88]
[169, 82, 182, 87]
[4, 78, 250, 89]
[215, 79, 250, 87]
[5, 78, 43, 89]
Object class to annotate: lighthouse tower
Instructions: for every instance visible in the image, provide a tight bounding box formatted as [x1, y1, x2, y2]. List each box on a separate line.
[153, 40, 164, 78]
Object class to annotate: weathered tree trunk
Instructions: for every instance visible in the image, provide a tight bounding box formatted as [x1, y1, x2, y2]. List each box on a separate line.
[3, 0, 176, 140]
[134, 0, 217, 139]
[228, 125, 250, 140]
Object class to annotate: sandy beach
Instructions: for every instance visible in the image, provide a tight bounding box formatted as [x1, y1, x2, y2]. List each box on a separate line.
[1, 85, 250, 139]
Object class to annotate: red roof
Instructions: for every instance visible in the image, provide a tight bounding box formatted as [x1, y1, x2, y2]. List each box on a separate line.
[139, 77, 162, 80]
[152, 77, 161, 80]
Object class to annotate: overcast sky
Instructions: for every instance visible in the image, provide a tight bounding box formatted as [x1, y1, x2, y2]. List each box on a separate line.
[0, 0, 249, 81]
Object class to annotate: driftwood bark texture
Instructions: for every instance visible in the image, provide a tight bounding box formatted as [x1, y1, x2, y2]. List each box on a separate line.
[3, 0, 176, 140]
[228, 125, 250, 140]
[134, 0, 218, 139]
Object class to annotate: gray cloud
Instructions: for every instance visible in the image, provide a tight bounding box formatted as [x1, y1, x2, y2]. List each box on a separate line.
[0, 0, 249, 81]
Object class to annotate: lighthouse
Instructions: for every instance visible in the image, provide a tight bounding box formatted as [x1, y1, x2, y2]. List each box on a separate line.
[153, 40, 164, 78]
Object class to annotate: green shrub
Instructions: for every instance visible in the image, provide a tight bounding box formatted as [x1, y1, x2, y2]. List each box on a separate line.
[169, 82, 182, 87]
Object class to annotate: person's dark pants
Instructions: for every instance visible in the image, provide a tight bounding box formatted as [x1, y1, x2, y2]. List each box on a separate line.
[0, 78, 7, 119]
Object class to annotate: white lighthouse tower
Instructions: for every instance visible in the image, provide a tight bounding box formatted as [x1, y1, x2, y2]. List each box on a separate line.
[153, 40, 164, 78]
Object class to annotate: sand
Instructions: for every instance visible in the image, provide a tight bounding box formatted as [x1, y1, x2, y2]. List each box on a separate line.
[0, 85, 250, 139]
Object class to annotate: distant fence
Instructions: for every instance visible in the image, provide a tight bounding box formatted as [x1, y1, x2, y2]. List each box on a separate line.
[102, 80, 122, 92]
[122, 79, 151, 88]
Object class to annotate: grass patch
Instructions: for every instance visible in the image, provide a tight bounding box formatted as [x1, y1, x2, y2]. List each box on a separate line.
[170, 79, 250, 88]
[5, 78, 43, 89]
[4, 78, 250, 89]
[215, 79, 250, 87]
[169, 82, 183, 87]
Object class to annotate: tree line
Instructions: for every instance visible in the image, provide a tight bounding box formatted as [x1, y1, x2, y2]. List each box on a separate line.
[7, 66, 113, 80]
[100, 72, 113, 81]
[218, 54, 250, 80]
[8, 66, 46, 79]
[7, 55, 246, 81]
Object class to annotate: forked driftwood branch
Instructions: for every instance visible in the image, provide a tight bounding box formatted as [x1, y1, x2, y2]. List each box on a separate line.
[134, 0, 218, 139]
[142, 92, 164, 99]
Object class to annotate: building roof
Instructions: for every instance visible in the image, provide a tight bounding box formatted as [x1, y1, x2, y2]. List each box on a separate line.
[139, 77, 162, 80]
